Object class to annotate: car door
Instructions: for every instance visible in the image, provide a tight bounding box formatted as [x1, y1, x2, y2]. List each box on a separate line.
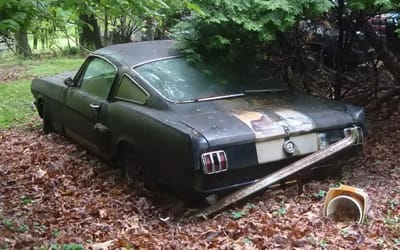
[62, 56, 117, 155]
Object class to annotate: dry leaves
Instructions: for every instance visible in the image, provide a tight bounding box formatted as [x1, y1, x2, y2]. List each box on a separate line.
[1, 110, 400, 249]
[0, 65, 26, 83]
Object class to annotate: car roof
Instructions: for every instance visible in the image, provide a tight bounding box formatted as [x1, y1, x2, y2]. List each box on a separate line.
[93, 40, 178, 68]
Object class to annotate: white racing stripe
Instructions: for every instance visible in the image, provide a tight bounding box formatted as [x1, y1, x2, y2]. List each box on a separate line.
[233, 109, 317, 163]
[256, 133, 318, 164]
[233, 111, 285, 140]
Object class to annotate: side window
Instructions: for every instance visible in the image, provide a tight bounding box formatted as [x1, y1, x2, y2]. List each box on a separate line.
[115, 75, 149, 104]
[80, 57, 117, 99]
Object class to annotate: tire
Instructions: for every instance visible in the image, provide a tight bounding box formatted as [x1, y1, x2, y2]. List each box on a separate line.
[42, 103, 54, 134]
[122, 149, 163, 194]
[180, 191, 213, 208]
[122, 151, 143, 184]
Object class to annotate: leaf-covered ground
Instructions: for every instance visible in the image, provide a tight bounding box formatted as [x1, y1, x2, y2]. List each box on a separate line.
[1, 110, 400, 249]
[0, 65, 26, 83]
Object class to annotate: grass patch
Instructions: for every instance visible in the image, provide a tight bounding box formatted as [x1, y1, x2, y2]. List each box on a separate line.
[0, 56, 83, 76]
[0, 56, 84, 128]
[26, 57, 83, 77]
[0, 79, 34, 128]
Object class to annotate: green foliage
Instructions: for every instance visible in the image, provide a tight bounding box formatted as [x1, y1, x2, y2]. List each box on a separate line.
[38, 243, 84, 250]
[1, 218, 29, 233]
[55, 0, 175, 31]
[174, 0, 333, 64]
[319, 239, 328, 249]
[17, 223, 29, 233]
[0, 0, 36, 33]
[384, 198, 400, 227]
[33, 222, 47, 234]
[230, 203, 257, 219]
[1, 0, 184, 51]
[2, 218, 16, 231]
[20, 195, 33, 205]
[62, 243, 84, 250]
[277, 201, 286, 216]
[347, 0, 393, 10]
[52, 229, 60, 237]
[231, 210, 246, 219]
[313, 189, 327, 199]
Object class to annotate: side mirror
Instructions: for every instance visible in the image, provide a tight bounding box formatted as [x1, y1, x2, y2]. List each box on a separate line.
[64, 77, 74, 87]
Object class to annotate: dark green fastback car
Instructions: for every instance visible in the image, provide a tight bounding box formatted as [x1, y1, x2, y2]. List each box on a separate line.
[31, 40, 367, 201]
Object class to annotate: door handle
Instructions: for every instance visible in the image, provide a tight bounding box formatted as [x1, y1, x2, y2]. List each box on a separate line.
[89, 103, 101, 110]
[94, 123, 109, 133]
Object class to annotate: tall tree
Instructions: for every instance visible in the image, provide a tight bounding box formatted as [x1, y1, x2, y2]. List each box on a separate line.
[0, 0, 35, 57]
[79, 13, 103, 49]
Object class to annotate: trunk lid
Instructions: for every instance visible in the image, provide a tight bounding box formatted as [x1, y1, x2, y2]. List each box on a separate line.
[177, 92, 355, 147]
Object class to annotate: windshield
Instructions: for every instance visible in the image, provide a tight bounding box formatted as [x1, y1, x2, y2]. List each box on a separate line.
[134, 58, 287, 102]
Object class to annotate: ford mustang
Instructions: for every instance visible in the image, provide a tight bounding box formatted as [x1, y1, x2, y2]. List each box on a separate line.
[31, 40, 366, 202]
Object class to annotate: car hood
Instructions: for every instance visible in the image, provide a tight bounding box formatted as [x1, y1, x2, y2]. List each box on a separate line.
[177, 92, 358, 147]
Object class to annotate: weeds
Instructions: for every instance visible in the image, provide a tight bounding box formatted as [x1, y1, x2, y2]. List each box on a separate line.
[21, 195, 33, 205]
[313, 189, 327, 199]
[319, 239, 328, 249]
[230, 203, 257, 219]
[2, 218, 15, 231]
[273, 200, 286, 216]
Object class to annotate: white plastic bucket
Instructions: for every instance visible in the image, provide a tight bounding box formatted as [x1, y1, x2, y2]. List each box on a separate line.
[325, 195, 363, 224]
[323, 185, 370, 224]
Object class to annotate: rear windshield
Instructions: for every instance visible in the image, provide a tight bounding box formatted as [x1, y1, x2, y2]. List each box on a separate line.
[134, 57, 286, 102]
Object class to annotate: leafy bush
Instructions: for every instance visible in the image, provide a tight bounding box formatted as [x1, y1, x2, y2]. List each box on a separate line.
[174, 0, 333, 65]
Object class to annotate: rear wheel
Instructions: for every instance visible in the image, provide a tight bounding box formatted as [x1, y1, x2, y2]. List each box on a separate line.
[122, 151, 143, 184]
[121, 149, 159, 191]
[42, 103, 54, 134]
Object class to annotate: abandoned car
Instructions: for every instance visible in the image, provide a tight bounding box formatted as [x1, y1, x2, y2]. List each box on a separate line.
[31, 40, 367, 201]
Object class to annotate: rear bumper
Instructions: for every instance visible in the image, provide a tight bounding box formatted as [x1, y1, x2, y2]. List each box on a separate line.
[193, 145, 361, 195]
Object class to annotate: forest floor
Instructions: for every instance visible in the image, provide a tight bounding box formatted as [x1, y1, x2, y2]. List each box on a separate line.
[0, 59, 400, 249]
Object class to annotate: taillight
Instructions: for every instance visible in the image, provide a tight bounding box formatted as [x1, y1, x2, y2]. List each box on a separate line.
[204, 154, 213, 173]
[219, 152, 227, 170]
[201, 150, 228, 174]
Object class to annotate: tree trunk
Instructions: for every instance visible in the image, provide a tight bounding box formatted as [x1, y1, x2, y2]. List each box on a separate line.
[104, 10, 108, 46]
[33, 35, 37, 50]
[334, 0, 345, 99]
[41, 30, 46, 50]
[14, 31, 31, 57]
[79, 13, 102, 50]
[144, 17, 154, 41]
[363, 24, 400, 85]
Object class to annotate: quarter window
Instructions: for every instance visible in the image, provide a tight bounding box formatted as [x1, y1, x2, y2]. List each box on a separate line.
[80, 57, 117, 99]
[115, 75, 148, 104]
